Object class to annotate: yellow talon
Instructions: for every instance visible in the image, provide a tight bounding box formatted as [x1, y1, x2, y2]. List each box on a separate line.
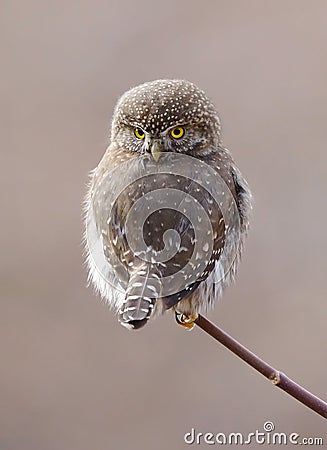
[175, 312, 198, 330]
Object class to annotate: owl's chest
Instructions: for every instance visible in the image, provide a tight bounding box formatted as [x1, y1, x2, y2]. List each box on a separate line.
[107, 172, 225, 274]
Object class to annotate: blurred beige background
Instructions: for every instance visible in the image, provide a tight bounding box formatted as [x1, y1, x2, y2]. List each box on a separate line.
[1, 1, 326, 449]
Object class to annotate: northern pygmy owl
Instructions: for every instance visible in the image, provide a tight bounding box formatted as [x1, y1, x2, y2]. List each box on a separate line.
[85, 79, 252, 330]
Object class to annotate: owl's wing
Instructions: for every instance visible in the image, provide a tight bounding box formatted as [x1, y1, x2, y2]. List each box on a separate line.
[162, 154, 252, 311]
[161, 177, 226, 310]
[231, 164, 252, 233]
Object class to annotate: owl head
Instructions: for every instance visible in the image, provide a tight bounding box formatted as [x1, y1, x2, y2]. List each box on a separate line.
[111, 79, 221, 160]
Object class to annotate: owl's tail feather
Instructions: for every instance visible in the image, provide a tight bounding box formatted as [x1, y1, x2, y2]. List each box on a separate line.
[119, 266, 161, 330]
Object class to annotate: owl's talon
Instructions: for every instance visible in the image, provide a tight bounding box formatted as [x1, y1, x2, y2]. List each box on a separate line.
[175, 312, 198, 330]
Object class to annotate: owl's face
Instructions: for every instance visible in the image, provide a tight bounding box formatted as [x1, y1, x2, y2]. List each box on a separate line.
[111, 80, 221, 159]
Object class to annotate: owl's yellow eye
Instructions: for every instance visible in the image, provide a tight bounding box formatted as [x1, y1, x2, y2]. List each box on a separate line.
[170, 127, 185, 139]
[134, 128, 145, 140]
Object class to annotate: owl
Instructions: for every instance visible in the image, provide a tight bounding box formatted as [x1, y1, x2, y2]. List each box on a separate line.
[85, 79, 252, 330]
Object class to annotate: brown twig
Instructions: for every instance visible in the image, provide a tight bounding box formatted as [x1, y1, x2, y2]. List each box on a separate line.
[195, 314, 327, 419]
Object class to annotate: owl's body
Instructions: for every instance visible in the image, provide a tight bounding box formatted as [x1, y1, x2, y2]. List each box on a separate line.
[85, 80, 252, 329]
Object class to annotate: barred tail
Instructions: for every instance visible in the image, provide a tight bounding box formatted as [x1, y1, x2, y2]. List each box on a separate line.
[119, 266, 161, 330]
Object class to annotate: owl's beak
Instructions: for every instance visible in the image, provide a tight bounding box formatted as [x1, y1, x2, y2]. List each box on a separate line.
[150, 140, 163, 162]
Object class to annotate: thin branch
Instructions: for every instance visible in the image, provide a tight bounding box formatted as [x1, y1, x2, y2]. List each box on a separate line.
[195, 314, 327, 420]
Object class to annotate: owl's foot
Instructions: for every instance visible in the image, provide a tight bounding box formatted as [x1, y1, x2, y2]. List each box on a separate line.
[175, 312, 198, 330]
